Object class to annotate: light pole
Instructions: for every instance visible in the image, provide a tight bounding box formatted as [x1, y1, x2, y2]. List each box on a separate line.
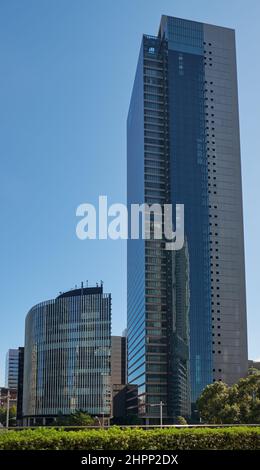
[6, 390, 10, 429]
[150, 401, 165, 428]
[94, 416, 102, 427]
[100, 371, 112, 428]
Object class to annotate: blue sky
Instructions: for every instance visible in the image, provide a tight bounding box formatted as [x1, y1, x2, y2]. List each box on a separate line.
[0, 0, 259, 385]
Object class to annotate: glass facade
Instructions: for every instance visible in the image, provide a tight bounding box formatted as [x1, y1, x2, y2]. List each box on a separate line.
[166, 20, 212, 402]
[5, 349, 19, 390]
[127, 15, 248, 421]
[127, 42, 146, 415]
[127, 33, 191, 422]
[23, 286, 111, 420]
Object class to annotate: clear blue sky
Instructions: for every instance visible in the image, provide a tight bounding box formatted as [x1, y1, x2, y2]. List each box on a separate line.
[0, 0, 259, 385]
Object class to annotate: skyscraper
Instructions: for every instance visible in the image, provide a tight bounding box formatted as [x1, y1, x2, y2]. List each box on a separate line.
[22, 285, 111, 425]
[127, 15, 248, 423]
[5, 349, 19, 390]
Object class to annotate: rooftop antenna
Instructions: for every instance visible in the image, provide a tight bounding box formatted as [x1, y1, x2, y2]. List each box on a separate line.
[86, 280, 88, 287]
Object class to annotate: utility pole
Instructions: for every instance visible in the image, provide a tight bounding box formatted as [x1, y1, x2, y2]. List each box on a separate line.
[150, 401, 165, 428]
[6, 390, 10, 428]
[94, 416, 102, 427]
[159, 400, 163, 428]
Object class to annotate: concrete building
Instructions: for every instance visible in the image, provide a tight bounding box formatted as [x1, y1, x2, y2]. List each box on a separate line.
[111, 336, 126, 386]
[111, 335, 138, 423]
[248, 360, 260, 372]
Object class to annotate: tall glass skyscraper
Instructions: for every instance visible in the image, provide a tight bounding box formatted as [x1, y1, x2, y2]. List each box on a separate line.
[127, 15, 248, 423]
[22, 285, 111, 425]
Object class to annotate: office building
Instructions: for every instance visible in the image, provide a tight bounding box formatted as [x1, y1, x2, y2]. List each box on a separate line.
[5, 349, 19, 390]
[0, 388, 17, 407]
[16, 347, 24, 423]
[111, 336, 127, 386]
[110, 335, 138, 422]
[127, 15, 248, 423]
[248, 360, 260, 372]
[22, 284, 111, 425]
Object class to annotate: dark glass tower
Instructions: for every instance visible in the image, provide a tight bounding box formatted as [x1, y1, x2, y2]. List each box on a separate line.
[127, 15, 248, 423]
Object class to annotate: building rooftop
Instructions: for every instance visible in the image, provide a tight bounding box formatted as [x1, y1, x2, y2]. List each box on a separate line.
[57, 284, 103, 299]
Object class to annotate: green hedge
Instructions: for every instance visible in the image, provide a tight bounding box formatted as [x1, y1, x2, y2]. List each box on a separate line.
[0, 427, 259, 450]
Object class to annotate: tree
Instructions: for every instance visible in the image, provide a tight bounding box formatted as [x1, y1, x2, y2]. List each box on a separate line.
[197, 370, 260, 424]
[236, 371, 260, 423]
[197, 382, 231, 424]
[0, 405, 17, 427]
[55, 410, 95, 426]
[175, 416, 188, 425]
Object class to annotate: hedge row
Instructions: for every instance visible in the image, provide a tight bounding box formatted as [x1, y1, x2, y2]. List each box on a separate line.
[0, 427, 260, 450]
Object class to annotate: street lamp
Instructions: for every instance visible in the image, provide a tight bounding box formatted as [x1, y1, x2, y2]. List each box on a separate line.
[0, 389, 12, 428]
[100, 371, 112, 428]
[94, 416, 102, 427]
[149, 400, 165, 428]
[6, 390, 10, 428]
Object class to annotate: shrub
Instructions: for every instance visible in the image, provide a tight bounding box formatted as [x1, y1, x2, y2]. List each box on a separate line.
[0, 426, 259, 450]
[175, 416, 188, 425]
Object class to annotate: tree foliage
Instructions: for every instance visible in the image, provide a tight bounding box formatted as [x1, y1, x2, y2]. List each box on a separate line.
[0, 427, 259, 450]
[197, 369, 260, 424]
[0, 405, 16, 427]
[175, 416, 188, 425]
[55, 410, 96, 426]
